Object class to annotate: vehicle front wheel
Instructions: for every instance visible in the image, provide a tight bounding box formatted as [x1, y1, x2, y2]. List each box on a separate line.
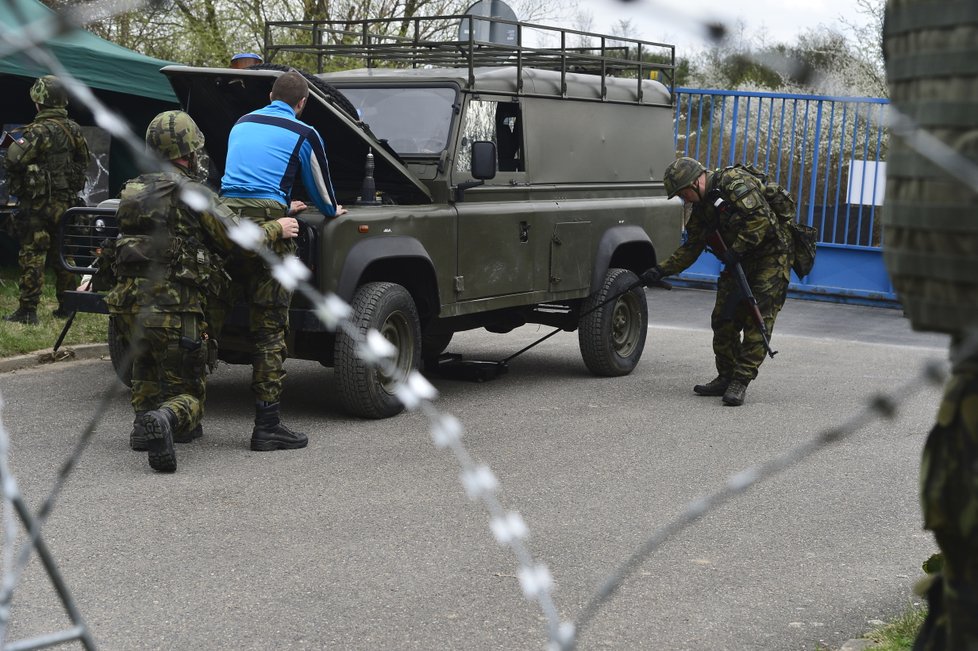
[107, 317, 133, 387]
[578, 268, 648, 376]
[335, 282, 422, 419]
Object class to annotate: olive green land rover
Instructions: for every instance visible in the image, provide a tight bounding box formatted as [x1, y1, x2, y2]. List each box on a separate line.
[59, 17, 683, 418]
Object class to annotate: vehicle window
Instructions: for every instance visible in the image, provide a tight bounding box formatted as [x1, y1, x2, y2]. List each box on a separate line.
[456, 99, 525, 173]
[339, 86, 456, 155]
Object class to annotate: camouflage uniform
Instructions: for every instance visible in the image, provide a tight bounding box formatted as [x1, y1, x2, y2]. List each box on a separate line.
[221, 198, 293, 404]
[3, 76, 89, 320]
[99, 110, 237, 472]
[883, 1, 978, 648]
[103, 168, 233, 452]
[657, 165, 791, 389]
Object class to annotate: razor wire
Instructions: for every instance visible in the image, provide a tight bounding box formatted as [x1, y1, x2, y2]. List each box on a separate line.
[0, 2, 969, 651]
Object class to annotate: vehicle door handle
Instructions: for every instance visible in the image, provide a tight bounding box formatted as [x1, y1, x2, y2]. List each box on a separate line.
[519, 221, 530, 243]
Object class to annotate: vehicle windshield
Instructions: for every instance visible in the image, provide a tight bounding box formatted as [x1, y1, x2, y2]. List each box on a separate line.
[338, 86, 456, 156]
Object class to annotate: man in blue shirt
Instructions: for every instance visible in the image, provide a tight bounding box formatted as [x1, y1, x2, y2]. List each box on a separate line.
[221, 70, 346, 452]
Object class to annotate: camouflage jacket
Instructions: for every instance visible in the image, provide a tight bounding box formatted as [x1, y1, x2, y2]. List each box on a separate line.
[4, 108, 89, 202]
[103, 168, 236, 316]
[658, 167, 790, 277]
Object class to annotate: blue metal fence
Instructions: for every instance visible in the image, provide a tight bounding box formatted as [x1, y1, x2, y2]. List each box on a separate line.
[672, 87, 896, 304]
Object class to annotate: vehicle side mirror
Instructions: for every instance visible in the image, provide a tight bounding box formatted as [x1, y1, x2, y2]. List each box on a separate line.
[470, 141, 497, 180]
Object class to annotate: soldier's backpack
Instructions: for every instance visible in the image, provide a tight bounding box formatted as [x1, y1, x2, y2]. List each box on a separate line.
[732, 163, 818, 278]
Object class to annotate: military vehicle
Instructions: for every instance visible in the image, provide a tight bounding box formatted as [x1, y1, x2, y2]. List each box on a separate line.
[59, 16, 683, 419]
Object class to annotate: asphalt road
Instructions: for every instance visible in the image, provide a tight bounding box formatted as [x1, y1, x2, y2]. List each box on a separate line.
[0, 287, 950, 650]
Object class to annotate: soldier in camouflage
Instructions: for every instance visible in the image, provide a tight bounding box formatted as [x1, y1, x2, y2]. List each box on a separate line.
[883, 1, 978, 648]
[3, 75, 89, 325]
[98, 110, 236, 472]
[641, 157, 792, 406]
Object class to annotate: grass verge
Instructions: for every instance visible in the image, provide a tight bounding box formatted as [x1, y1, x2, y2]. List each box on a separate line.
[862, 603, 926, 650]
[0, 265, 107, 358]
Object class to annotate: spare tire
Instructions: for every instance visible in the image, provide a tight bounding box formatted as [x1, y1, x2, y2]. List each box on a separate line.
[245, 62, 360, 121]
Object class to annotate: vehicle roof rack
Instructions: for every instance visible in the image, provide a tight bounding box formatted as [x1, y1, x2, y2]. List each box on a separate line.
[263, 15, 675, 102]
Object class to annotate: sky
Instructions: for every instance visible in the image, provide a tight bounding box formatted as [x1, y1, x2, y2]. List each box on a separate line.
[560, 0, 876, 54]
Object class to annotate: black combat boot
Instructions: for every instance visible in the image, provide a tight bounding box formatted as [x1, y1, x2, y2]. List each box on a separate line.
[693, 375, 730, 396]
[4, 307, 38, 325]
[250, 401, 308, 452]
[174, 423, 203, 444]
[141, 408, 177, 472]
[722, 380, 749, 407]
[129, 411, 149, 451]
[52, 304, 72, 319]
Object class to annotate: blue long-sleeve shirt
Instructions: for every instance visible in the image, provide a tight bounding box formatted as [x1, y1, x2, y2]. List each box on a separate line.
[220, 100, 339, 217]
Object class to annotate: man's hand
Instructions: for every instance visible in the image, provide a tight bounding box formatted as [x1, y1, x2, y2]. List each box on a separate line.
[276, 216, 300, 239]
[288, 200, 307, 216]
[335, 204, 347, 217]
[640, 266, 664, 286]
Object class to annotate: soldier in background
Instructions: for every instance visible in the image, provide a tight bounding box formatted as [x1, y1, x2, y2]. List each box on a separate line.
[3, 75, 89, 324]
[641, 157, 791, 407]
[882, 2, 978, 648]
[230, 53, 263, 69]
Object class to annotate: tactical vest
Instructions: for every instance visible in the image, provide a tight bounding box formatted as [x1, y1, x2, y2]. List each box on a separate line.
[8, 111, 87, 199]
[722, 163, 797, 224]
[113, 173, 227, 300]
[882, 1, 978, 334]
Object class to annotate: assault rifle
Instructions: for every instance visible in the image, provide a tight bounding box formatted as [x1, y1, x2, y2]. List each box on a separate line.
[705, 229, 778, 359]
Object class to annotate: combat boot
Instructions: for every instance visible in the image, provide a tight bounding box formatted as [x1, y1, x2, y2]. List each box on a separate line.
[4, 308, 38, 325]
[141, 408, 177, 472]
[722, 380, 749, 407]
[174, 423, 203, 444]
[129, 411, 149, 451]
[693, 375, 730, 396]
[250, 401, 308, 452]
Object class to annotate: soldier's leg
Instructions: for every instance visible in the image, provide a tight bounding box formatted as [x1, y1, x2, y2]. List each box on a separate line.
[710, 273, 741, 379]
[128, 316, 166, 454]
[44, 201, 76, 314]
[16, 228, 48, 311]
[731, 260, 789, 383]
[247, 271, 306, 451]
[915, 367, 978, 651]
[156, 324, 205, 437]
[248, 272, 291, 403]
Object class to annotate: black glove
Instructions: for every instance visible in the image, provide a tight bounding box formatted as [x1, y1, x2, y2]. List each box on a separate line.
[640, 266, 664, 286]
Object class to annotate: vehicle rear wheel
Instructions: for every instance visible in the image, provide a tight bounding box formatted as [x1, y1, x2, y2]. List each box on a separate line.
[578, 268, 647, 376]
[335, 282, 421, 418]
[107, 317, 132, 387]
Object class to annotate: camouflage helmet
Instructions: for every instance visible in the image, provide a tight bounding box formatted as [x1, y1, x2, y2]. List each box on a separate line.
[30, 75, 68, 108]
[663, 156, 706, 199]
[145, 110, 205, 160]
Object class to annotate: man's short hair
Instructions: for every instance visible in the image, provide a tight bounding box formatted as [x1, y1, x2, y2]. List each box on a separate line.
[271, 71, 309, 108]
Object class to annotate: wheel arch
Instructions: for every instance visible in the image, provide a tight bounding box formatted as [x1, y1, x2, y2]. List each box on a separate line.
[336, 236, 441, 324]
[589, 226, 658, 293]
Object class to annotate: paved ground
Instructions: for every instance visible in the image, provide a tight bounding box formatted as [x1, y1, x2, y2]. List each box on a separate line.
[0, 288, 949, 650]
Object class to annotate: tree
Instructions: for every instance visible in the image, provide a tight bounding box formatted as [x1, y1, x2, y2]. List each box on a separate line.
[58, 0, 569, 68]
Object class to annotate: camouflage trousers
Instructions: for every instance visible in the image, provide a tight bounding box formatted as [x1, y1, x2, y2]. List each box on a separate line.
[113, 312, 209, 437]
[224, 198, 295, 403]
[914, 352, 978, 651]
[14, 197, 77, 310]
[710, 254, 789, 383]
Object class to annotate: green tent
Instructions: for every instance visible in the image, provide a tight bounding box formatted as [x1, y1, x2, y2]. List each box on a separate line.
[0, 0, 180, 263]
[0, 0, 176, 102]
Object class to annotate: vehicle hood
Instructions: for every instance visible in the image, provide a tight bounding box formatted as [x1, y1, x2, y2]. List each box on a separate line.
[161, 66, 432, 205]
